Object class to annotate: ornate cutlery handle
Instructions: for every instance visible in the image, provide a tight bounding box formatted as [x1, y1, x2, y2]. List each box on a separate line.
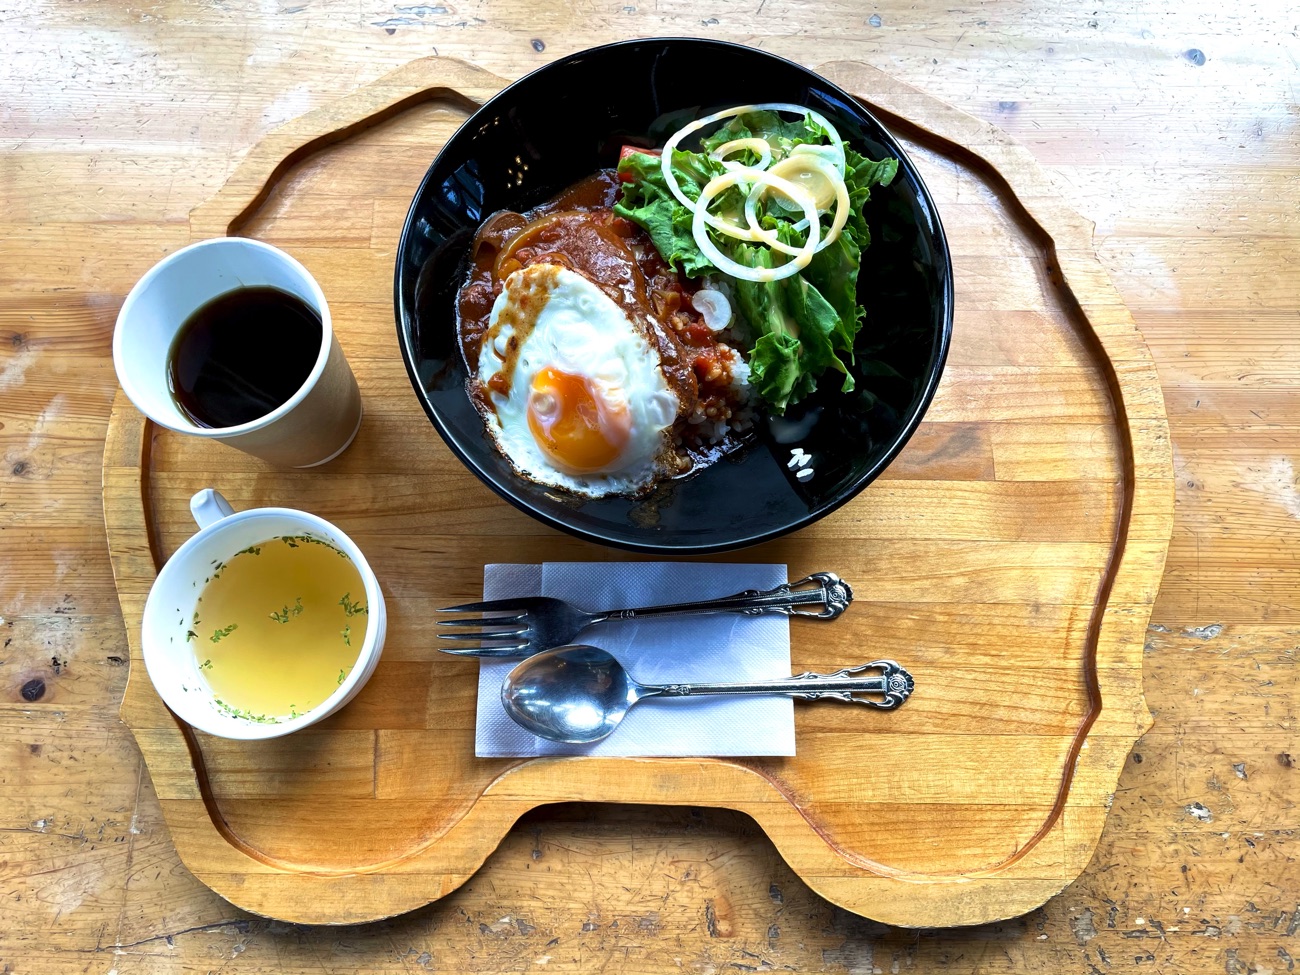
[646, 660, 914, 710]
[593, 572, 853, 623]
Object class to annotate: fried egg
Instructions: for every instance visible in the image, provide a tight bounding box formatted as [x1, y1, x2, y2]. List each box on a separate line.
[475, 263, 680, 497]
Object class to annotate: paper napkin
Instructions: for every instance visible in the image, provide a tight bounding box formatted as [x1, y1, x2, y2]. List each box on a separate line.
[474, 562, 795, 757]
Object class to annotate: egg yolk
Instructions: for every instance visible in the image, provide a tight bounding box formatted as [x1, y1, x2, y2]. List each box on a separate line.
[527, 367, 631, 473]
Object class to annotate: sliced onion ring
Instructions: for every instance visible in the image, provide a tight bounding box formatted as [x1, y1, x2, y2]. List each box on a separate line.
[696, 203, 767, 244]
[691, 289, 733, 331]
[742, 184, 812, 258]
[751, 152, 852, 252]
[708, 137, 773, 171]
[693, 170, 820, 283]
[660, 103, 846, 212]
[768, 153, 838, 210]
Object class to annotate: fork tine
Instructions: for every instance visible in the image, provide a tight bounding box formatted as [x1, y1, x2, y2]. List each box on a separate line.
[435, 614, 527, 627]
[437, 629, 529, 643]
[438, 644, 530, 657]
[438, 598, 531, 613]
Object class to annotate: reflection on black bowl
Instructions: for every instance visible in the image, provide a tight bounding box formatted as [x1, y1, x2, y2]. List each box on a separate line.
[394, 38, 953, 554]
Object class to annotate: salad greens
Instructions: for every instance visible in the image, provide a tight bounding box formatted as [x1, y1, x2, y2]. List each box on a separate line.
[614, 110, 897, 412]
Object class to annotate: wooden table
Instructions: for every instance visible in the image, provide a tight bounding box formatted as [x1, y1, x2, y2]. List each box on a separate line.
[1, 3, 1294, 972]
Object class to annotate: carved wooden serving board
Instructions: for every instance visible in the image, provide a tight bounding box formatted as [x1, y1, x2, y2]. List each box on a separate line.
[102, 56, 1173, 927]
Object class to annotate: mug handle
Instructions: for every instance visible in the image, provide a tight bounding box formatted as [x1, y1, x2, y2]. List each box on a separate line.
[190, 489, 236, 529]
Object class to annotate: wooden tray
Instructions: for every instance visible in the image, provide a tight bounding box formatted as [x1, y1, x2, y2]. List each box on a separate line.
[102, 56, 1173, 927]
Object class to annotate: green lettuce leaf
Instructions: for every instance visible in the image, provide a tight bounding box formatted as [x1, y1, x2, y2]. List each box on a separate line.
[730, 245, 852, 410]
[749, 331, 804, 407]
[702, 110, 832, 156]
[612, 150, 720, 276]
[842, 146, 898, 246]
[615, 117, 899, 411]
[803, 230, 863, 359]
[781, 270, 853, 393]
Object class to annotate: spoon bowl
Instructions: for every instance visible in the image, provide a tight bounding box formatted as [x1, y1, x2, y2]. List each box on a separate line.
[502, 645, 640, 744]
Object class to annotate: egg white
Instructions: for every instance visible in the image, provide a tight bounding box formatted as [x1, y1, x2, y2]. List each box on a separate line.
[477, 263, 680, 498]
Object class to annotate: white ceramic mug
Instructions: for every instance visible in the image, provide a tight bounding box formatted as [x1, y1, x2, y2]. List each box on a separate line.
[113, 237, 363, 468]
[141, 489, 387, 740]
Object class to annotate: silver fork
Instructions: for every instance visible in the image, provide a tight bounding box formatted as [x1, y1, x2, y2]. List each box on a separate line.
[437, 571, 853, 657]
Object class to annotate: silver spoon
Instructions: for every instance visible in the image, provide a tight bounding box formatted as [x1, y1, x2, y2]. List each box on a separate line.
[501, 645, 914, 744]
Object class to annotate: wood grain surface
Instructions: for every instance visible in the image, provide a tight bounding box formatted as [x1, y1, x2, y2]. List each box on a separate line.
[2, 3, 1296, 972]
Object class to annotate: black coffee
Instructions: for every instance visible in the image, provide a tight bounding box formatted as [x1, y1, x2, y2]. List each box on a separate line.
[167, 286, 322, 429]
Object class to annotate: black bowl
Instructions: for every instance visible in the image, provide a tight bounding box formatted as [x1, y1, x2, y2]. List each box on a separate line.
[395, 38, 953, 554]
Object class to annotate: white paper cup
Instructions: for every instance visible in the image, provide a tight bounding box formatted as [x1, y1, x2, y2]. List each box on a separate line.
[113, 237, 363, 468]
[141, 489, 387, 740]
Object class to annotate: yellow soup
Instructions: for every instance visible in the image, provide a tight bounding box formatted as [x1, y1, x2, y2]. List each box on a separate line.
[190, 534, 367, 723]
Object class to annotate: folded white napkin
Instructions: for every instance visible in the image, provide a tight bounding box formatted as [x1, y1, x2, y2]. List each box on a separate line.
[475, 562, 795, 757]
